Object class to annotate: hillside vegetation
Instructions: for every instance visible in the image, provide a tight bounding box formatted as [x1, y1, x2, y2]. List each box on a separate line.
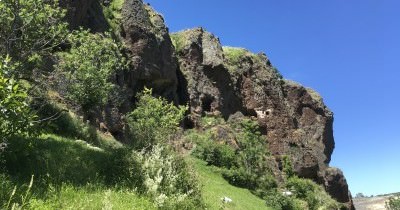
[1, 0, 351, 209]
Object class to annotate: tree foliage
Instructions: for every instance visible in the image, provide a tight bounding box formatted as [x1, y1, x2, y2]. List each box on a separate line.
[0, 56, 36, 141]
[126, 88, 187, 149]
[0, 0, 68, 77]
[57, 30, 127, 112]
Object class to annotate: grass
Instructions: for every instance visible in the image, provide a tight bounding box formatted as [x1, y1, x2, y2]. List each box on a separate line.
[190, 158, 271, 210]
[38, 96, 122, 149]
[0, 133, 157, 210]
[28, 184, 156, 210]
[171, 32, 188, 52]
[4, 134, 109, 185]
[223, 47, 250, 64]
[222, 47, 260, 75]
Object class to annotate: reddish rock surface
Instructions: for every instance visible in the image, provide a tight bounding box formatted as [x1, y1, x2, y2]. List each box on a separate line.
[59, 1, 354, 207]
[172, 28, 354, 208]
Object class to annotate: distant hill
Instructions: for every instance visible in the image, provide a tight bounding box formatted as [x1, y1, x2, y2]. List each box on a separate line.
[354, 193, 399, 210]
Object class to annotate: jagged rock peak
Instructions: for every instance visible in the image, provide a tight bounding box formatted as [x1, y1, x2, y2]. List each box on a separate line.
[121, 0, 178, 101]
[171, 27, 225, 68]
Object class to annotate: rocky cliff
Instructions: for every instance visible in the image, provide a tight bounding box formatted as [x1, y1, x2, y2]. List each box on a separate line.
[171, 28, 353, 208]
[61, 0, 354, 208]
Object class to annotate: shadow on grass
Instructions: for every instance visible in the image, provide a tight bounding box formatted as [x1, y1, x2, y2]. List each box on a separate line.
[2, 135, 137, 195]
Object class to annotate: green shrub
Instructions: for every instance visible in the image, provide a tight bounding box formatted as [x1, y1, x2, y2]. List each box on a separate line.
[132, 144, 203, 209]
[224, 119, 276, 193]
[187, 117, 277, 199]
[282, 155, 295, 178]
[126, 88, 187, 149]
[286, 176, 342, 210]
[56, 30, 127, 113]
[202, 143, 236, 168]
[386, 195, 400, 210]
[223, 167, 256, 189]
[103, 0, 125, 34]
[0, 0, 68, 77]
[264, 190, 297, 210]
[0, 56, 36, 141]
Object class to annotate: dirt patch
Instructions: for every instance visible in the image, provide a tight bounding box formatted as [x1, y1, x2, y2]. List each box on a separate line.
[353, 196, 390, 210]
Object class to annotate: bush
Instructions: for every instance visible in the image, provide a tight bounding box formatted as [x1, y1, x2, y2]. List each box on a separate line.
[126, 88, 187, 149]
[224, 119, 276, 193]
[0, 56, 36, 141]
[282, 155, 295, 178]
[200, 143, 236, 168]
[264, 190, 298, 210]
[56, 30, 127, 113]
[132, 144, 203, 209]
[0, 0, 68, 77]
[286, 176, 342, 210]
[386, 196, 400, 210]
[188, 117, 277, 198]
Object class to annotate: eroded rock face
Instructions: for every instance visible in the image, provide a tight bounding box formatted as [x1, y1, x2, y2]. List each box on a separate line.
[60, 1, 353, 206]
[60, 0, 109, 32]
[172, 28, 353, 207]
[60, 0, 179, 140]
[321, 168, 355, 210]
[121, 0, 178, 102]
[172, 28, 244, 121]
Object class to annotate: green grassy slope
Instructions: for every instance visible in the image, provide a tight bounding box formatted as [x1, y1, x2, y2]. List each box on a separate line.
[190, 158, 271, 210]
[1, 134, 154, 210]
[29, 184, 156, 210]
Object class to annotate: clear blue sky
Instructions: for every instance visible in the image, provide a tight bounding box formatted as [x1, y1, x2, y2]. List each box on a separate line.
[144, 0, 400, 196]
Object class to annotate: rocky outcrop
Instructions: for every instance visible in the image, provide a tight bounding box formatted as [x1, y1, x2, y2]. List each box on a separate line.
[121, 0, 178, 102]
[59, 1, 353, 207]
[59, 0, 179, 139]
[172, 28, 244, 120]
[321, 168, 355, 209]
[172, 28, 353, 208]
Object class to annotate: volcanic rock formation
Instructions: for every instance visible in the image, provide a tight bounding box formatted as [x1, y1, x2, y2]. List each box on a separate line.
[171, 28, 354, 209]
[60, 0, 354, 208]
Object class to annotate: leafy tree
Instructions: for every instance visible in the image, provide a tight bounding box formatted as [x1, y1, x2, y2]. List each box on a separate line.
[235, 119, 270, 175]
[57, 30, 127, 113]
[0, 0, 68, 77]
[126, 88, 187, 149]
[0, 56, 36, 141]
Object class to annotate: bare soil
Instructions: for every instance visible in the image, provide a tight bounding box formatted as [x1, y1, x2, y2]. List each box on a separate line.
[353, 195, 391, 210]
